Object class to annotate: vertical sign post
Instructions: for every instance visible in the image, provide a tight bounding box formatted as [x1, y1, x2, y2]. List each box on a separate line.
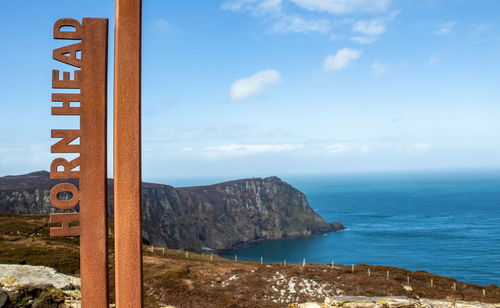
[114, 0, 143, 307]
[50, 18, 109, 308]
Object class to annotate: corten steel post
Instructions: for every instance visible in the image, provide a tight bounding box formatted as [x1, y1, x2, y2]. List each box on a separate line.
[113, 0, 143, 307]
[81, 18, 110, 308]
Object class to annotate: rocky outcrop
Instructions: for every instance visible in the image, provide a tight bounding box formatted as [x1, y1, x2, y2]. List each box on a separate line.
[0, 171, 343, 251]
[0, 264, 81, 307]
[297, 297, 500, 308]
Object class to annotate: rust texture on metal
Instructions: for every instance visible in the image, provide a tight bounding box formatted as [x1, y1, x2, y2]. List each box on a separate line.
[50, 17, 83, 236]
[49, 213, 80, 236]
[50, 17, 110, 307]
[113, 0, 143, 307]
[80, 17, 110, 308]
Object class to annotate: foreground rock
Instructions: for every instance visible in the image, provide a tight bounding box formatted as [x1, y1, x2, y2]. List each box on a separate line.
[0, 264, 80, 307]
[298, 296, 499, 307]
[0, 171, 344, 251]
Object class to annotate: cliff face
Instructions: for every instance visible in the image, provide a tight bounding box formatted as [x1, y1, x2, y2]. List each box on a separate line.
[0, 171, 343, 251]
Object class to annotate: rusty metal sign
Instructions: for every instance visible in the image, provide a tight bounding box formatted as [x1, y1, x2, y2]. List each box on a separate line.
[50, 17, 109, 308]
[113, 0, 144, 306]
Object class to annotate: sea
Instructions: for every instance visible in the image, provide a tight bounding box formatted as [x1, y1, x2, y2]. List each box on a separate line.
[158, 169, 500, 286]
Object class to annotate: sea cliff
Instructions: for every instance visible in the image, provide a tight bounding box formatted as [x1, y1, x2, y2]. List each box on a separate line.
[0, 171, 343, 251]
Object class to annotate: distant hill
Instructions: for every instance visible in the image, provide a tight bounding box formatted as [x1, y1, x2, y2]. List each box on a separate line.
[0, 171, 343, 251]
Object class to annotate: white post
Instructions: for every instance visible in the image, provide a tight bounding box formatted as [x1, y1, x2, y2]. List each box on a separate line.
[352, 264, 354, 272]
[368, 268, 371, 277]
[211, 253, 214, 262]
[302, 258, 306, 267]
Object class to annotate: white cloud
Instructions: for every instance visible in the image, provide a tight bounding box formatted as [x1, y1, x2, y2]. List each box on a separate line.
[229, 69, 282, 100]
[323, 48, 361, 71]
[327, 144, 371, 154]
[350, 17, 392, 44]
[371, 61, 387, 75]
[435, 21, 456, 35]
[405, 143, 431, 152]
[203, 143, 303, 158]
[222, 0, 396, 41]
[353, 19, 386, 35]
[272, 15, 330, 34]
[289, 0, 391, 14]
[351, 36, 376, 44]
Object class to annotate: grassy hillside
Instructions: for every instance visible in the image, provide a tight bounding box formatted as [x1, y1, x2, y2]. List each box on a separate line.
[0, 213, 498, 307]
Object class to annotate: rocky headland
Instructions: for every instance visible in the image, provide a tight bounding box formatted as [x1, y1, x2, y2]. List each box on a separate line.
[0, 171, 343, 252]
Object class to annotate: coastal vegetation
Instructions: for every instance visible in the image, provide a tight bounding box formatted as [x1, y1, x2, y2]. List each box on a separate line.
[1, 213, 499, 307]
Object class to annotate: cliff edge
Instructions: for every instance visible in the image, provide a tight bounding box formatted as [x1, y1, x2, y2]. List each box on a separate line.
[0, 171, 344, 251]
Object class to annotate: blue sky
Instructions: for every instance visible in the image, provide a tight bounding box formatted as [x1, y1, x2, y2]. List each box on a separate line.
[0, 1, 499, 181]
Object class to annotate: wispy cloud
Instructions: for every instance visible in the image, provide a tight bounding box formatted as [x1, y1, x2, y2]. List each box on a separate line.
[371, 61, 387, 75]
[272, 15, 330, 34]
[351, 36, 376, 44]
[229, 69, 282, 100]
[221, 0, 282, 15]
[323, 48, 361, 71]
[435, 21, 456, 35]
[327, 144, 371, 154]
[351, 18, 386, 44]
[405, 143, 431, 152]
[289, 0, 392, 14]
[203, 143, 303, 158]
[150, 19, 179, 34]
[470, 35, 500, 45]
[222, 0, 395, 40]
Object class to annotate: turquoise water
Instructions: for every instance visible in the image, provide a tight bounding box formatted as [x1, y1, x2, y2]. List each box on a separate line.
[158, 169, 500, 286]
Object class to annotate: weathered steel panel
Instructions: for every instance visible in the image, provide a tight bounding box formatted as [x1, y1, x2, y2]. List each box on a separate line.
[50, 17, 110, 308]
[80, 17, 110, 308]
[113, 0, 143, 307]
